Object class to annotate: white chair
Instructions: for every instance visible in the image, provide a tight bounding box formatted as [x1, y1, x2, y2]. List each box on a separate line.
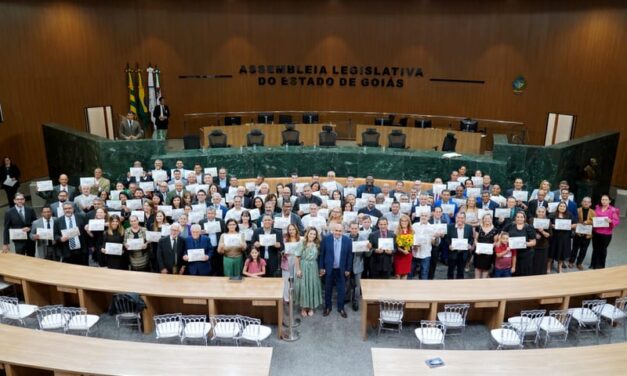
[235, 315, 272, 346]
[539, 309, 572, 347]
[113, 294, 142, 332]
[570, 299, 605, 343]
[508, 309, 545, 346]
[0, 296, 38, 326]
[154, 313, 182, 342]
[181, 315, 211, 346]
[36, 305, 68, 332]
[437, 303, 470, 340]
[491, 323, 523, 350]
[65, 307, 99, 336]
[414, 320, 446, 349]
[210, 315, 241, 345]
[378, 299, 405, 335]
[595, 297, 627, 340]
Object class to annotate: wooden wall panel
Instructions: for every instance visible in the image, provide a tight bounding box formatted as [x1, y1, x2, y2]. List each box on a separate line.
[0, 0, 625, 187]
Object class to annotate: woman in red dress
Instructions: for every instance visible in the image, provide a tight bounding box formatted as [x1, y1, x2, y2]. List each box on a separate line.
[394, 214, 414, 279]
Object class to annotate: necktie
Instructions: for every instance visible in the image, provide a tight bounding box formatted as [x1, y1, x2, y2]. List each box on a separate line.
[172, 238, 177, 266]
[68, 217, 77, 249]
[45, 220, 51, 246]
[160, 105, 165, 117]
[18, 208, 25, 222]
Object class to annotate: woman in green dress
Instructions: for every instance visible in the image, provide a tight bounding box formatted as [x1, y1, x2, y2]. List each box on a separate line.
[295, 227, 323, 317]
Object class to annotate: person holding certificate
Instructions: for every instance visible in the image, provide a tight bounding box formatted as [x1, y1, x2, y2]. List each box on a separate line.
[570, 197, 595, 270]
[252, 215, 284, 277]
[182, 224, 212, 276]
[54, 202, 88, 264]
[84, 208, 107, 267]
[295, 227, 323, 317]
[494, 232, 516, 277]
[591, 194, 621, 269]
[506, 211, 536, 276]
[393, 215, 414, 279]
[101, 215, 127, 270]
[411, 213, 436, 280]
[3, 193, 37, 256]
[319, 223, 353, 318]
[473, 213, 498, 279]
[199, 207, 226, 276]
[0, 156, 20, 207]
[282, 224, 303, 305]
[548, 202, 575, 274]
[446, 212, 474, 279]
[346, 222, 371, 311]
[30, 205, 56, 260]
[124, 215, 149, 271]
[367, 217, 396, 279]
[531, 207, 551, 275]
[217, 219, 247, 277]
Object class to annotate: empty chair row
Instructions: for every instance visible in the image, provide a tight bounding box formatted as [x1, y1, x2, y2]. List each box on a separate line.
[207, 125, 337, 148]
[223, 113, 320, 125]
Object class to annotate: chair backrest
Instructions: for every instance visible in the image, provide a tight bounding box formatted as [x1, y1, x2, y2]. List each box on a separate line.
[362, 129, 380, 147]
[388, 131, 406, 149]
[209, 130, 228, 148]
[379, 299, 405, 322]
[547, 309, 572, 331]
[247, 129, 265, 146]
[319, 129, 337, 146]
[615, 297, 627, 314]
[237, 315, 262, 337]
[64, 307, 88, 326]
[182, 314, 207, 335]
[282, 129, 301, 146]
[520, 309, 546, 331]
[113, 294, 142, 315]
[154, 313, 182, 336]
[582, 299, 606, 321]
[183, 135, 201, 150]
[210, 314, 241, 336]
[36, 305, 65, 329]
[443, 303, 470, 325]
[420, 320, 446, 342]
[442, 133, 457, 152]
[498, 322, 522, 346]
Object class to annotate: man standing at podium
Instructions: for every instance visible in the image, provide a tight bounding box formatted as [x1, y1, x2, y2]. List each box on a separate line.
[152, 96, 170, 140]
[119, 111, 144, 140]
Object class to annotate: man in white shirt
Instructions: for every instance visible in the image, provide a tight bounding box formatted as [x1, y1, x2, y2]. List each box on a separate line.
[301, 203, 326, 233]
[490, 184, 507, 208]
[411, 213, 436, 280]
[74, 185, 97, 214]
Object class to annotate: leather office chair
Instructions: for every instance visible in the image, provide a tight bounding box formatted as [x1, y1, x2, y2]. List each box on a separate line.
[183, 135, 201, 149]
[387, 129, 407, 149]
[278, 114, 293, 124]
[208, 129, 229, 148]
[281, 124, 302, 146]
[360, 128, 380, 147]
[247, 129, 265, 147]
[415, 119, 433, 128]
[224, 116, 241, 126]
[257, 113, 274, 124]
[374, 118, 391, 126]
[318, 125, 337, 147]
[302, 113, 319, 124]
[398, 117, 408, 127]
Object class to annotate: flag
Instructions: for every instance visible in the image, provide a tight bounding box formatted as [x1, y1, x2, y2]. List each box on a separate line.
[147, 65, 157, 127]
[126, 65, 138, 116]
[155, 66, 162, 101]
[135, 66, 150, 127]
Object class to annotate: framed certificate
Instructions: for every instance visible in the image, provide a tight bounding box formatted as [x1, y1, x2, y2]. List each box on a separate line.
[352, 240, 369, 253]
[145, 231, 162, 243]
[508, 236, 527, 249]
[36, 180, 53, 192]
[104, 242, 123, 255]
[592, 217, 610, 228]
[9, 229, 27, 240]
[451, 238, 468, 251]
[88, 219, 105, 231]
[259, 234, 277, 247]
[533, 218, 550, 230]
[284, 241, 301, 255]
[554, 219, 572, 231]
[223, 234, 241, 248]
[378, 238, 393, 250]
[126, 238, 144, 250]
[203, 221, 221, 234]
[37, 228, 54, 240]
[575, 224, 592, 235]
[187, 248, 205, 262]
[475, 242, 494, 255]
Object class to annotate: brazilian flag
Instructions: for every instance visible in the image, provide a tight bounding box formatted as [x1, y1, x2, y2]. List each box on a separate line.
[135, 67, 150, 129]
[127, 67, 138, 116]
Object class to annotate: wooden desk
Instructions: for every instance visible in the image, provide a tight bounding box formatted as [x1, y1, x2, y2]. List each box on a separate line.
[0, 254, 283, 336]
[355, 124, 485, 154]
[361, 266, 627, 339]
[200, 123, 330, 148]
[371, 345, 627, 375]
[0, 324, 272, 376]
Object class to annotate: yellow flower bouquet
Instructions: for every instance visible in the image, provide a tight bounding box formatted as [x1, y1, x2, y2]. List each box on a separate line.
[396, 233, 413, 250]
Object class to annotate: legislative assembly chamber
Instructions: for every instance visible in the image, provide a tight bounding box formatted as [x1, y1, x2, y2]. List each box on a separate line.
[1, 1, 626, 375]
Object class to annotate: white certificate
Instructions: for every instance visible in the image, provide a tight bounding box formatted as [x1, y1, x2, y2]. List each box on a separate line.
[88, 219, 105, 231]
[203, 221, 222, 234]
[145, 231, 162, 243]
[387, 221, 399, 232]
[245, 182, 257, 192]
[508, 236, 527, 249]
[352, 240, 369, 253]
[318, 208, 329, 219]
[56, 206, 64, 218]
[188, 211, 203, 224]
[108, 211, 122, 218]
[447, 181, 461, 191]
[478, 209, 491, 220]
[158, 205, 173, 216]
[131, 210, 145, 222]
[284, 241, 300, 255]
[171, 209, 184, 221]
[471, 177, 484, 187]
[126, 199, 142, 210]
[151, 170, 168, 182]
[192, 204, 206, 213]
[432, 183, 446, 196]
[441, 204, 455, 216]
[110, 190, 121, 201]
[354, 198, 367, 210]
[185, 184, 198, 194]
[375, 204, 390, 213]
[37, 228, 54, 240]
[79, 177, 95, 187]
[457, 176, 469, 184]
[326, 200, 341, 210]
[430, 223, 448, 234]
[361, 193, 375, 200]
[413, 235, 429, 246]
[322, 181, 338, 192]
[3, 177, 16, 187]
[129, 167, 144, 179]
[259, 234, 277, 247]
[512, 190, 529, 202]
[593, 217, 610, 228]
[378, 238, 393, 250]
[452, 198, 466, 208]
[343, 187, 357, 197]
[274, 217, 290, 230]
[139, 181, 154, 192]
[9, 229, 27, 240]
[466, 188, 481, 198]
[475, 242, 494, 255]
[299, 203, 311, 214]
[126, 238, 144, 250]
[195, 184, 209, 195]
[61, 227, 80, 239]
[495, 208, 510, 218]
[343, 211, 358, 224]
[548, 202, 559, 213]
[106, 200, 122, 210]
[451, 238, 469, 251]
[465, 212, 478, 223]
[215, 209, 224, 219]
[554, 219, 572, 230]
[415, 206, 431, 217]
[160, 225, 171, 236]
[204, 167, 218, 176]
[255, 194, 267, 202]
[248, 208, 260, 221]
[400, 203, 412, 214]
[187, 248, 206, 262]
[36, 180, 53, 192]
[223, 234, 241, 247]
[242, 228, 253, 241]
[576, 224, 593, 235]
[368, 215, 379, 226]
[533, 218, 550, 230]
[104, 242, 123, 255]
[295, 183, 307, 193]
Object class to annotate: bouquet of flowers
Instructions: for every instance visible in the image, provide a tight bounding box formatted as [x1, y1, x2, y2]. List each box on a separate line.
[396, 233, 413, 251]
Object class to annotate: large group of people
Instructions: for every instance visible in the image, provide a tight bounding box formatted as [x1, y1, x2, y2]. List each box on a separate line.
[2, 160, 622, 318]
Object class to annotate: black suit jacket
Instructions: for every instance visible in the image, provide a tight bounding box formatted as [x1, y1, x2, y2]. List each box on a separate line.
[3, 206, 37, 251]
[213, 176, 231, 196]
[0, 165, 20, 190]
[367, 230, 396, 274]
[251, 227, 284, 277]
[152, 104, 170, 129]
[38, 185, 78, 203]
[445, 224, 475, 256]
[157, 235, 186, 273]
[54, 214, 87, 259]
[526, 199, 549, 218]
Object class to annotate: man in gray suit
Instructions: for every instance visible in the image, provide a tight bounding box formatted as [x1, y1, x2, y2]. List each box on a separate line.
[50, 190, 81, 218]
[38, 174, 77, 203]
[119, 111, 144, 140]
[30, 205, 56, 260]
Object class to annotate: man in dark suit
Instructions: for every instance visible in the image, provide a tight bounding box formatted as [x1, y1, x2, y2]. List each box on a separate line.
[199, 207, 226, 276]
[558, 189, 579, 221]
[50, 190, 81, 218]
[157, 223, 186, 274]
[446, 212, 475, 279]
[356, 175, 382, 198]
[367, 217, 395, 279]
[54, 202, 87, 265]
[526, 189, 549, 219]
[275, 200, 304, 235]
[38, 174, 77, 203]
[213, 168, 230, 196]
[320, 223, 353, 318]
[152, 96, 170, 140]
[2, 193, 38, 256]
[252, 215, 284, 277]
[428, 206, 450, 279]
